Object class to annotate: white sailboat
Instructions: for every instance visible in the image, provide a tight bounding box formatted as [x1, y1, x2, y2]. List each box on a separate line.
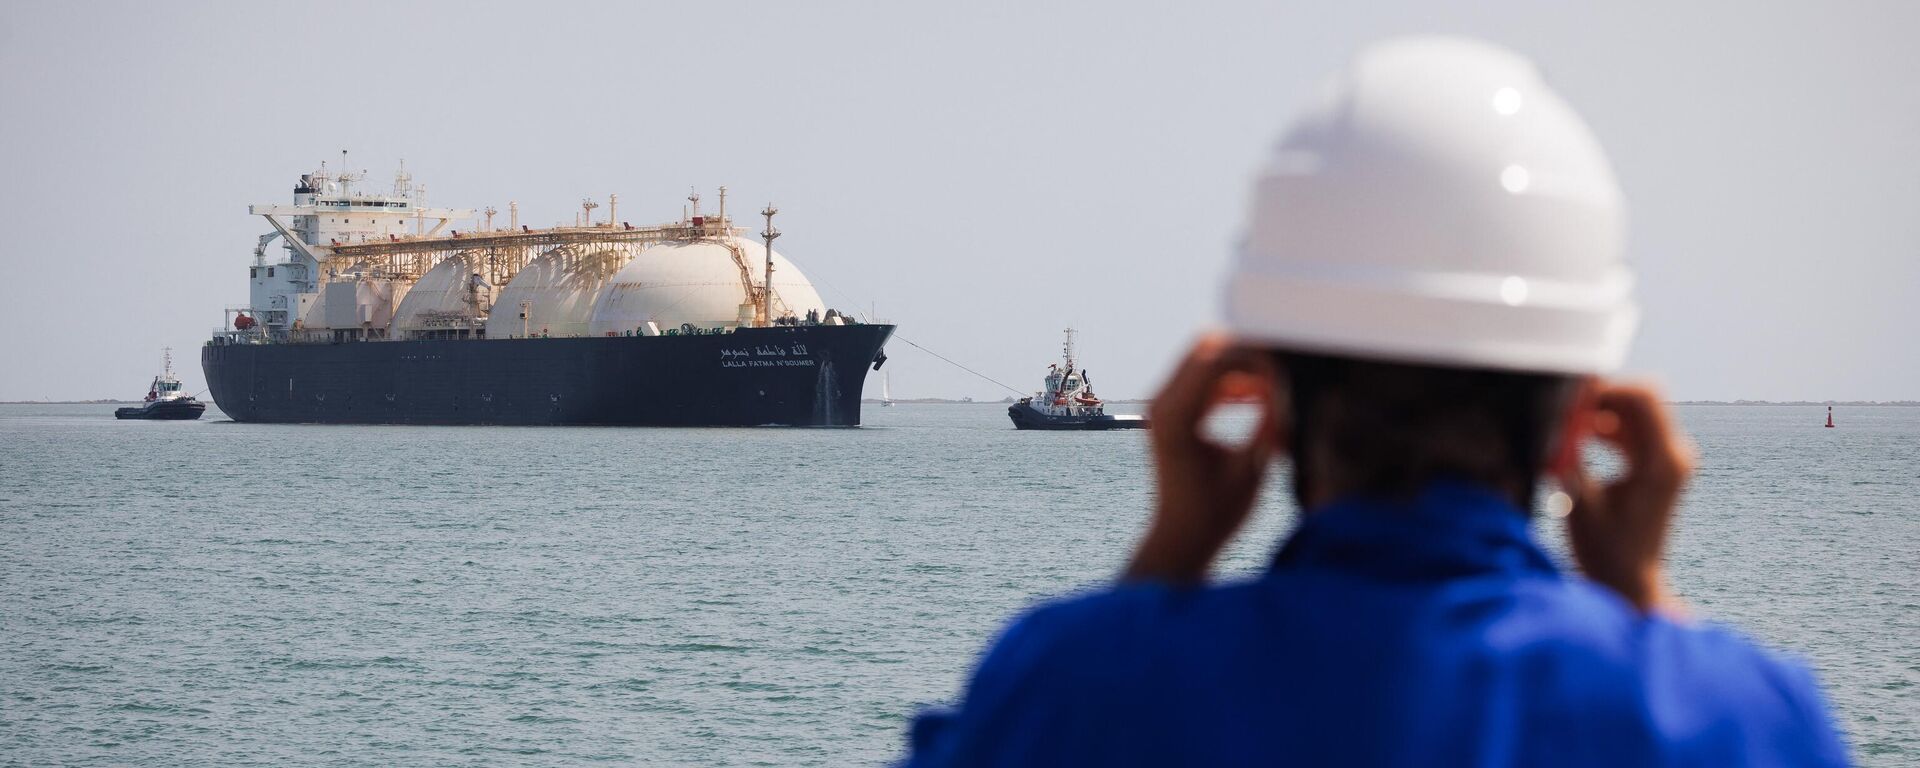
[881, 371, 895, 406]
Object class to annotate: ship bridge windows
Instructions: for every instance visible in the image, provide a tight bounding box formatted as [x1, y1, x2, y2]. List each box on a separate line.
[317, 200, 407, 208]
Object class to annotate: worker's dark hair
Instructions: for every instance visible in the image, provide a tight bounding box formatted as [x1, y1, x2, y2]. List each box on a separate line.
[1274, 352, 1577, 512]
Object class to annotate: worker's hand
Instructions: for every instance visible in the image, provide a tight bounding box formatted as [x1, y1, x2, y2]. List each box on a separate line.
[1124, 335, 1283, 585]
[1557, 383, 1695, 618]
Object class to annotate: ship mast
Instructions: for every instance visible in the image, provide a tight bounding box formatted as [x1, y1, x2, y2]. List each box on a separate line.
[1062, 327, 1077, 372]
[760, 204, 780, 327]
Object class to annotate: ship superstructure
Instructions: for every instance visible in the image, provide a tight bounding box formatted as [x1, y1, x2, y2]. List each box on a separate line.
[205, 159, 891, 426]
[239, 156, 472, 336]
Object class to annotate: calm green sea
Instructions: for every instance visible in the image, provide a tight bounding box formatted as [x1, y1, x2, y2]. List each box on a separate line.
[1, 403, 1914, 765]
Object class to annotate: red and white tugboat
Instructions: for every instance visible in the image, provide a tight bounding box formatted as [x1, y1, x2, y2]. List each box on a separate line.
[1007, 329, 1146, 431]
[115, 349, 207, 420]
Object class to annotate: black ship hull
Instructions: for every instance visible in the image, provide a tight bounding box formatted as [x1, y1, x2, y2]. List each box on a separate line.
[115, 399, 207, 420]
[202, 324, 893, 426]
[1007, 403, 1148, 431]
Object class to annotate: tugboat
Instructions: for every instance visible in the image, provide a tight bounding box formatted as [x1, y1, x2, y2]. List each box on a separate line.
[115, 349, 207, 420]
[1007, 329, 1147, 431]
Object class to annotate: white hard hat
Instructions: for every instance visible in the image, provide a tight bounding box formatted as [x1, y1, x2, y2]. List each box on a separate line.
[1224, 36, 1636, 375]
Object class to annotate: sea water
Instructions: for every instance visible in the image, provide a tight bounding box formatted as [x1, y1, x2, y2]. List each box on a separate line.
[0, 403, 1914, 765]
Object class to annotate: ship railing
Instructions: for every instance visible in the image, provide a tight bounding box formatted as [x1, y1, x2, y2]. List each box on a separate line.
[210, 328, 280, 345]
[324, 221, 746, 258]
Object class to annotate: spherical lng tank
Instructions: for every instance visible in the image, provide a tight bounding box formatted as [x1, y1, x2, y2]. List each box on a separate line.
[392, 253, 488, 336]
[484, 248, 626, 339]
[587, 237, 827, 335]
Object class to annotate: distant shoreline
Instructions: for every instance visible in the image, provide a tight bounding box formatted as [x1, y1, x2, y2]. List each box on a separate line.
[1, 400, 141, 405]
[864, 398, 1153, 405]
[6, 399, 1913, 407]
[1670, 400, 1920, 407]
[864, 399, 1920, 406]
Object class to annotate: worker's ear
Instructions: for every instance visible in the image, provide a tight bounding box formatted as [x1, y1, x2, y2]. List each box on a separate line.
[1546, 376, 1599, 479]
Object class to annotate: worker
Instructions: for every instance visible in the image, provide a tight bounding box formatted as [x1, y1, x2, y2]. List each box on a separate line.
[903, 37, 1847, 766]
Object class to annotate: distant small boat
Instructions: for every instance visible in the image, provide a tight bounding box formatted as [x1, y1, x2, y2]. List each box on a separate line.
[1008, 328, 1146, 431]
[881, 371, 895, 407]
[115, 348, 206, 421]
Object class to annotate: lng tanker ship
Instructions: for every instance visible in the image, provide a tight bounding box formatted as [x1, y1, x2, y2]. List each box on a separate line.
[202, 159, 891, 426]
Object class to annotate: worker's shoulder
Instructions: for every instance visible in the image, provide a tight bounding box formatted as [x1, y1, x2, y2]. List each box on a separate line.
[1011, 576, 1269, 633]
[1499, 579, 1841, 755]
[1638, 615, 1836, 726]
[1501, 578, 1812, 683]
[979, 578, 1272, 676]
[1513, 578, 1812, 677]
[996, 574, 1826, 695]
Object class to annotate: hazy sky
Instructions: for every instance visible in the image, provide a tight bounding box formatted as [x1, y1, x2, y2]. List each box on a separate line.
[1, 1, 1915, 401]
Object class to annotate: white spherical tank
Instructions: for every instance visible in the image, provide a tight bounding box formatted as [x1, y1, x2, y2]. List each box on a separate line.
[587, 237, 827, 335]
[393, 253, 488, 335]
[484, 248, 624, 339]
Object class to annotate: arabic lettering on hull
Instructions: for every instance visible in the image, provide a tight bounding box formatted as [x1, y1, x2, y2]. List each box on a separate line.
[720, 342, 816, 368]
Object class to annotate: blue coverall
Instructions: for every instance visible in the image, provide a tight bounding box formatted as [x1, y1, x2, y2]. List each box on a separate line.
[906, 483, 1848, 766]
